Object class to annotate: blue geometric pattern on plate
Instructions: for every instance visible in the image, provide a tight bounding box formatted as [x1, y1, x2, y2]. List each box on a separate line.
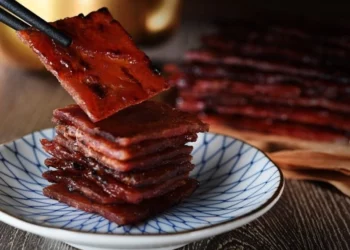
[0, 128, 282, 235]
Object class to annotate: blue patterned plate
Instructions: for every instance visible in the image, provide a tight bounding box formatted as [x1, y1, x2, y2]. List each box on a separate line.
[0, 129, 283, 250]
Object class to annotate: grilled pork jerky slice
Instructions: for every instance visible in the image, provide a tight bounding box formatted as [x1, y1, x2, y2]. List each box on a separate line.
[43, 179, 198, 225]
[45, 158, 83, 174]
[42, 141, 193, 178]
[53, 101, 208, 146]
[201, 114, 350, 143]
[45, 157, 194, 187]
[18, 8, 169, 122]
[214, 20, 350, 52]
[41, 139, 87, 165]
[54, 134, 193, 172]
[185, 50, 350, 84]
[201, 33, 350, 60]
[201, 34, 350, 71]
[41, 139, 193, 184]
[178, 93, 350, 113]
[214, 104, 350, 131]
[188, 79, 302, 98]
[178, 98, 350, 131]
[166, 64, 350, 100]
[43, 170, 124, 204]
[75, 140, 193, 172]
[43, 170, 189, 204]
[55, 124, 197, 160]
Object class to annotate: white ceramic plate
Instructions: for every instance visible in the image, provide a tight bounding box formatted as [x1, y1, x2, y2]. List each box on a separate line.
[0, 129, 284, 250]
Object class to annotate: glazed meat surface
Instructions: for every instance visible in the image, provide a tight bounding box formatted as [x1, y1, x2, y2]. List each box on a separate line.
[17, 8, 169, 122]
[177, 98, 350, 130]
[45, 157, 194, 188]
[202, 114, 350, 143]
[185, 49, 350, 83]
[165, 64, 350, 100]
[55, 124, 197, 160]
[54, 134, 193, 172]
[53, 101, 208, 146]
[43, 170, 189, 204]
[178, 91, 350, 113]
[43, 179, 198, 225]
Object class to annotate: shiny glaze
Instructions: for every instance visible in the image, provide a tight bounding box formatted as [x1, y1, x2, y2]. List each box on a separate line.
[53, 101, 208, 145]
[56, 124, 197, 160]
[54, 134, 193, 172]
[45, 157, 194, 188]
[43, 179, 198, 225]
[17, 8, 169, 122]
[43, 170, 189, 204]
[201, 114, 350, 143]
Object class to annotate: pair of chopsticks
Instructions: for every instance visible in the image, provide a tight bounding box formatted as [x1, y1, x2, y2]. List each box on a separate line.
[0, 0, 71, 47]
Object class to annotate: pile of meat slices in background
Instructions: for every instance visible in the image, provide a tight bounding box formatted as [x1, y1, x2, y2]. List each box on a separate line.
[165, 20, 350, 144]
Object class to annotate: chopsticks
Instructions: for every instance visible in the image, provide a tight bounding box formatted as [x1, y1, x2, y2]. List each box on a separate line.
[0, 7, 28, 30]
[0, 0, 71, 47]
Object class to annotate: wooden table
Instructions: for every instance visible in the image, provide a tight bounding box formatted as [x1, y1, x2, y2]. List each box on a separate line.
[0, 62, 350, 250]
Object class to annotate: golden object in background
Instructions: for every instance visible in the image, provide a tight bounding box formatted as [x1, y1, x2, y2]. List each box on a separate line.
[0, 0, 183, 70]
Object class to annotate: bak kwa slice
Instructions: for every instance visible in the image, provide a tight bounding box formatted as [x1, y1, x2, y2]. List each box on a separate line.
[41, 139, 193, 186]
[53, 101, 209, 146]
[17, 8, 169, 122]
[56, 124, 197, 160]
[45, 157, 194, 187]
[43, 179, 198, 225]
[54, 134, 193, 172]
[43, 170, 124, 204]
[178, 92, 350, 113]
[43, 170, 189, 204]
[202, 114, 350, 143]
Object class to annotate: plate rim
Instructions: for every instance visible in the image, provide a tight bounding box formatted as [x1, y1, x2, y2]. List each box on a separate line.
[0, 128, 284, 247]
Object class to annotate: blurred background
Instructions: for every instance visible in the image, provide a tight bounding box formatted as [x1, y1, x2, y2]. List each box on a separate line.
[1, 0, 350, 69]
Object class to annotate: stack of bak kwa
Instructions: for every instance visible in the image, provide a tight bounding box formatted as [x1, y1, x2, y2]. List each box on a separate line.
[165, 20, 350, 143]
[17, 8, 208, 225]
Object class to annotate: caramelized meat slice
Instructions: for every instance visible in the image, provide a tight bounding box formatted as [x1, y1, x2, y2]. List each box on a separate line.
[45, 157, 194, 187]
[179, 99, 350, 131]
[56, 124, 197, 160]
[43, 170, 189, 204]
[43, 179, 198, 225]
[201, 33, 350, 60]
[43, 171, 124, 204]
[17, 8, 169, 122]
[177, 93, 350, 116]
[213, 19, 350, 51]
[183, 79, 302, 98]
[201, 114, 350, 143]
[185, 49, 350, 84]
[41, 139, 192, 178]
[165, 64, 350, 100]
[201, 34, 350, 72]
[53, 101, 208, 146]
[41, 139, 87, 165]
[54, 134, 193, 172]
[214, 105, 349, 131]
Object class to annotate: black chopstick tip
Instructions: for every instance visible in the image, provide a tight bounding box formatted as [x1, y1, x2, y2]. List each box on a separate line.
[61, 37, 72, 47]
[0, 0, 72, 47]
